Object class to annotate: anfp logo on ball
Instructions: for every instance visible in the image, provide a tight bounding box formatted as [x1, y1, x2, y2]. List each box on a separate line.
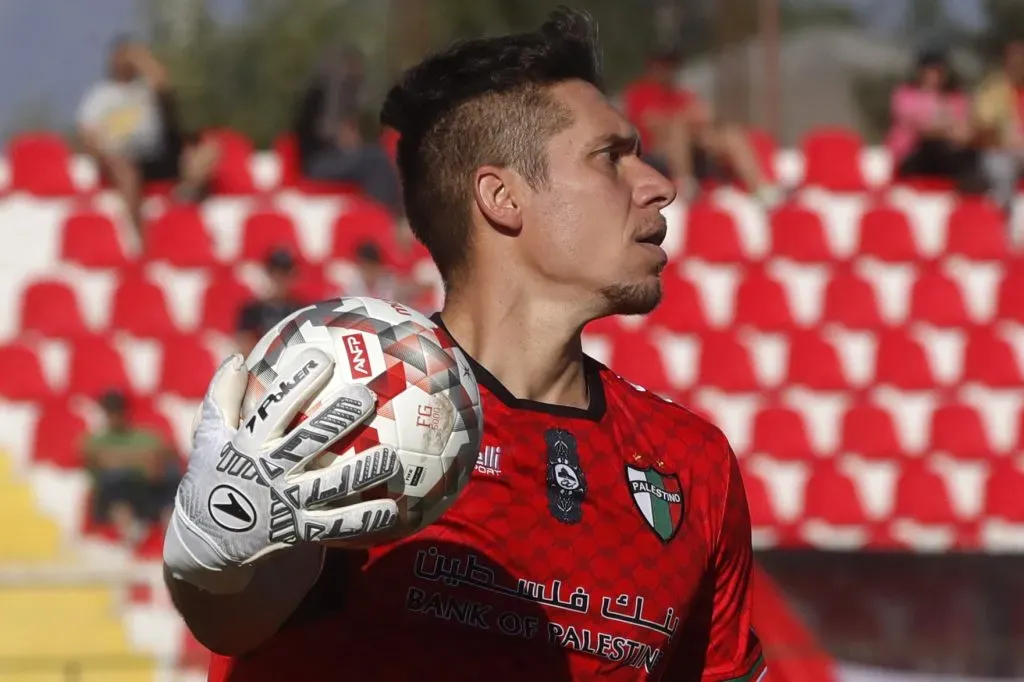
[208, 485, 257, 532]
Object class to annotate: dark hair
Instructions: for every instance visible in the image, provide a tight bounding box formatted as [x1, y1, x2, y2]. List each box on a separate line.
[911, 48, 960, 93]
[380, 6, 604, 285]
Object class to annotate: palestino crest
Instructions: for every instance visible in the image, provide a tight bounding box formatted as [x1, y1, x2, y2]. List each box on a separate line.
[626, 463, 683, 542]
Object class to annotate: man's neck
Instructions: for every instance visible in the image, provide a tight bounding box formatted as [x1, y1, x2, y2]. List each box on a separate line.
[440, 290, 591, 409]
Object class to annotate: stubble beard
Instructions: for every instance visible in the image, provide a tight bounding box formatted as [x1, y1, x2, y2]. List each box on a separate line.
[598, 276, 664, 317]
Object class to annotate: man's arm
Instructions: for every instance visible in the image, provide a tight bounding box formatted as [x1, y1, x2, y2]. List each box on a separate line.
[165, 537, 324, 656]
[663, 447, 767, 681]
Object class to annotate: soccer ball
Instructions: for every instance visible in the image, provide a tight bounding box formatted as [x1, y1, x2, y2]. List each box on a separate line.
[241, 297, 483, 544]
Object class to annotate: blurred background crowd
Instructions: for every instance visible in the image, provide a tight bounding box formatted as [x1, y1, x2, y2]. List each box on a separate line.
[0, 0, 1022, 680]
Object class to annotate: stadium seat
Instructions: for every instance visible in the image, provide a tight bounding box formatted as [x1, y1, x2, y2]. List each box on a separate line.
[144, 205, 217, 268]
[240, 208, 304, 263]
[0, 342, 50, 401]
[66, 335, 131, 397]
[59, 210, 131, 269]
[158, 335, 218, 399]
[800, 127, 867, 191]
[874, 328, 936, 390]
[995, 263, 1024, 324]
[891, 462, 957, 525]
[945, 197, 1008, 261]
[733, 268, 795, 331]
[801, 460, 869, 530]
[292, 262, 339, 304]
[839, 403, 902, 458]
[769, 204, 833, 262]
[928, 403, 994, 458]
[6, 132, 76, 196]
[32, 401, 89, 468]
[20, 278, 90, 339]
[109, 272, 179, 338]
[983, 461, 1024, 522]
[208, 128, 257, 195]
[857, 205, 919, 262]
[785, 330, 848, 391]
[907, 269, 970, 328]
[961, 326, 1023, 387]
[330, 197, 401, 263]
[200, 268, 255, 334]
[750, 405, 814, 459]
[697, 331, 759, 392]
[607, 331, 673, 394]
[821, 271, 884, 330]
[274, 134, 362, 195]
[683, 202, 746, 262]
[646, 270, 708, 333]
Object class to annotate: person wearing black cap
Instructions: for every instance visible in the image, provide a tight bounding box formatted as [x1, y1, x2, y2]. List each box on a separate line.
[81, 389, 179, 546]
[888, 48, 977, 181]
[236, 248, 305, 353]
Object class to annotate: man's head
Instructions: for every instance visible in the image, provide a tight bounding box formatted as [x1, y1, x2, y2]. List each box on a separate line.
[381, 7, 675, 319]
[99, 389, 128, 431]
[265, 248, 296, 299]
[646, 47, 683, 87]
[1004, 39, 1024, 84]
[107, 36, 137, 82]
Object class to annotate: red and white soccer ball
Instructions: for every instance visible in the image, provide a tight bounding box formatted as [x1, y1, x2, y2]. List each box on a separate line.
[241, 297, 483, 543]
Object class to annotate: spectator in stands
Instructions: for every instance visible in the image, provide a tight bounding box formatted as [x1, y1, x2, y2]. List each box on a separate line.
[292, 45, 404, 217]
[888, 49, 977, 183]
[973, 38, 1024, 212]
[622, 48, 779, 206]
[336, 240, 427, 304]
[236, 248, 305, 353]
[76, 37, 219, 237]
[81, 389, 180, 547]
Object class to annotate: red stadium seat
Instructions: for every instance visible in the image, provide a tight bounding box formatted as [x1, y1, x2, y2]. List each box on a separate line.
[697, 331, 759, 392]
[331, 198, 401, 264]
[785, 330, 848, 391]
[857, 205, 919, 262]
[733, 269, 795, 332]
[750, 406, 814, 459]
[683, 203, 746, 263]
[291, 262, 338, 304]
[608, 331, 673, 394]
[109, 273, 178, 338]
[995, 264, 1024, 324]
[144, 205, 217, 268]
[32, 401, 88, 468]
[769, 205, 833, 262]
[6, 132, 76, 196]
[239, 209, 303, 263]
[892, 462, 956, 524]
[874, 328, 936, 390]
[738, 463, 782, 535]
[928, 403, 994, 458]
[200, 269, 255, 334]
[0, 343, 50, 401]
[159, 335, 218, 399]
[19, 279, 90, 339]
[802, 460, 867, 525]
[839, 403, 901, 458]
[821, 272, 884, 330]
[127, 398, 177, 452]
[59, 210, 130, 269]
[66, 335, 131, 397]
[800, 127, 867, 191]
[962, 327, 1023, 387]
[983, 460, 1024, 520]
[646, 270, 708, 333]
[274, 134, 362, 196]
[208, 129, 257, 195]
[907, 269, 970, 328]
[945, 197, 1007, 261]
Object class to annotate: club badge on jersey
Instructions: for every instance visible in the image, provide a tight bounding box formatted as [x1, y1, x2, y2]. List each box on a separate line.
[625, 463, 685, 543]
[545, 428, 587, 524]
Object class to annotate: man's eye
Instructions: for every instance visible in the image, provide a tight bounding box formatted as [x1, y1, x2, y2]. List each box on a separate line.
[604, 148, 623, 163]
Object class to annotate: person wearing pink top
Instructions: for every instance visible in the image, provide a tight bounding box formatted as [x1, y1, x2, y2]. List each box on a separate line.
[887, 49, 977, 181]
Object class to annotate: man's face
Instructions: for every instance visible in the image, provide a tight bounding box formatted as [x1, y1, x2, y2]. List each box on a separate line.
[267, 266, 294, 298]
[109, 44, 136, 81]
[515, 80, 676, 317]
[1006, 42, 1024, 82]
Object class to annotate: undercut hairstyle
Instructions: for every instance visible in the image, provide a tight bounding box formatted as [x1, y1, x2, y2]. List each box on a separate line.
[380, 6, 605, 286]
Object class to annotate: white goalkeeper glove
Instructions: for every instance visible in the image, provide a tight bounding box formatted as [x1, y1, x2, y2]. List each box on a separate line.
[163, 348, 401, 594]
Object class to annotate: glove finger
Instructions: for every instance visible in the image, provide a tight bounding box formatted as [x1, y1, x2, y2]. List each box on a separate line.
[261, 383, 377, 477]
[191, 354, 247, 452]
[300, 498, 400, 544]
[235, 348, 335, 451]
[295, 444, 401, 509]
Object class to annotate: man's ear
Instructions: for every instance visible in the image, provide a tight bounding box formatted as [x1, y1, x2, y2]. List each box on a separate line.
[473, 166, 523, 234]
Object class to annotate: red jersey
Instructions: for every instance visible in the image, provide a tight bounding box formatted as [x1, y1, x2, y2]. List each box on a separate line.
[622, 79, 695, 151]
[209, 328, 766, 682]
